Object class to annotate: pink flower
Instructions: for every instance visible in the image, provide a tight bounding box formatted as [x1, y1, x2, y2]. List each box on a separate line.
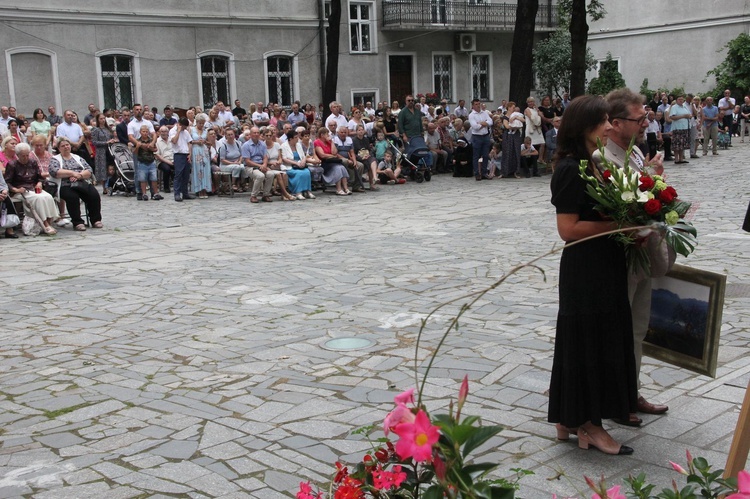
[456, 375, 469, 421]
[727, 470, 750, 499]
[372, 465, 407, 490]
[394, 388, 415, 405]
[392, 410, 440, 462]
[383, 403, 416, 436]
[297, 481, 323, 499]
[591, 484, 626, 499]
[670, 461, 689, 475]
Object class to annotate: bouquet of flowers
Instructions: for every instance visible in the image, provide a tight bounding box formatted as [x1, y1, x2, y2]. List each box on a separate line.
[579, 141, 697, 274]
[297, 377, 525, 499]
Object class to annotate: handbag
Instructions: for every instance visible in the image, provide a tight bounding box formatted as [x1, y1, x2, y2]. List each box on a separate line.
[0, 204, 20, 229]
[21, 214, 41, 236]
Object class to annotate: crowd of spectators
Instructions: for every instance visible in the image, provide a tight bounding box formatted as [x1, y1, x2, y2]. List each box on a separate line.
[0, 88, 748, 236]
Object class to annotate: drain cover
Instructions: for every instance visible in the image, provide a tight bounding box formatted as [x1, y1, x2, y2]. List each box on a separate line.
[323, 337, 374, 350]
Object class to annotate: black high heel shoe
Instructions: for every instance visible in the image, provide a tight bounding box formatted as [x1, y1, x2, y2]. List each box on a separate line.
[577, 428, 633, 455]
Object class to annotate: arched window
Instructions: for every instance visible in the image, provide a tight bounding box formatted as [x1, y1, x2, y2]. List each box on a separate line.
[266, 56, 294, 107]
[201, 56, 230, 109]
[100, 54, 134, 110]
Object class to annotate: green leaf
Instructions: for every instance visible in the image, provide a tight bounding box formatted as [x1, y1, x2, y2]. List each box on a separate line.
[489, 485, 516, 499]
[462, 425, 503, 458]
[463, 462, 499, 479]
[421, 484, 444, 499]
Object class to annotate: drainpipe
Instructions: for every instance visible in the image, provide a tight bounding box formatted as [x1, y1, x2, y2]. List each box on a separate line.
[318, 0, 327, 104]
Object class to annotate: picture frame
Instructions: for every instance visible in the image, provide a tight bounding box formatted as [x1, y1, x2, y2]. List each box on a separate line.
[644, 264, 727, 378]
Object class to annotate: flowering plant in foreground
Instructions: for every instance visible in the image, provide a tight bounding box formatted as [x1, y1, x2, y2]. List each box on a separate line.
[578, 140, 697, 274]
[297, 377, 527, 499]
[570, 449, 743, 499]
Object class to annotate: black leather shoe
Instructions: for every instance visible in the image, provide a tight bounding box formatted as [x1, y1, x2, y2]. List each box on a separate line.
[4, 232, 19, 238]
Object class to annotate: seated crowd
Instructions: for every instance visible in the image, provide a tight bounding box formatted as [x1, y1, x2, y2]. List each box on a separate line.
[0, 88, 747, 236]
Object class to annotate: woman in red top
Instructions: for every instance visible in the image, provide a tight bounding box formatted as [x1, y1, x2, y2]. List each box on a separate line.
[313, 128, 350, 196]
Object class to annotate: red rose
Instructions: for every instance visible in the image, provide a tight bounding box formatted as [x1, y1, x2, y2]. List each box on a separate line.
[644, 199, 662, 215]
[602, 170, 612, 180]
[658, 186, 677, 203]
[639, 176, 655, 191]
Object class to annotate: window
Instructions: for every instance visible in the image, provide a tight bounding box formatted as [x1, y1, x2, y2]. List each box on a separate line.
[201, 56, 230, 109]
[351, 89, 379, 108]
[597, 57, 620, 75]
[350, 2, 374, 53]
[471, 54, 490, 101]
[267, 56, 294, 107]
[433, 54, 453, 102]
[100, 55, 134, 110]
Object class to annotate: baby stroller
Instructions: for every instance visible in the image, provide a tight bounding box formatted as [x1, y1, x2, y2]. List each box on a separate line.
[108, 143, 136, 195]
[400, 136, 433, 183]
[717, 130, 731, 150]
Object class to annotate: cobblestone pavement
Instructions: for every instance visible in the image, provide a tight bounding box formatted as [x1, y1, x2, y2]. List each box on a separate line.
[0, 142, 749, 498]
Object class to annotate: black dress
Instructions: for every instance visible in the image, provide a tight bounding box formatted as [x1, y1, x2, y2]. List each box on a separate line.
[547, 157, 638, 428]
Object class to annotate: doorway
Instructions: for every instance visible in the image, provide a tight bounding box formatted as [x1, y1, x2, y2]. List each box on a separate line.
[388, 55, 413, 107]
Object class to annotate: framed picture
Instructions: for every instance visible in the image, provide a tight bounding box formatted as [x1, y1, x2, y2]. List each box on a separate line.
[644, 264, 726, 378]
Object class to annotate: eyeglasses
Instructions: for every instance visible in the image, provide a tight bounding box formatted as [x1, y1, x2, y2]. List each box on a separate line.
[405, 99, 414, 102]
[615, 115, 648, 125]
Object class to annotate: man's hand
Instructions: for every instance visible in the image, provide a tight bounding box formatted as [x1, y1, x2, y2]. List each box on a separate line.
[646, 152, 664, 176]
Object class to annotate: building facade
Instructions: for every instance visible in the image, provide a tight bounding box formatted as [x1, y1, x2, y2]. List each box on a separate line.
[0, 0, 558, 117]
[587, 1, 750, 95]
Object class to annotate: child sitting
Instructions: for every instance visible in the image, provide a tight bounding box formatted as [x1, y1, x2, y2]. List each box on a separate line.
[377, 150, 404, 185]
[520, 136, 540, 178]
[488, 143, 501, 179]
[104, 164, 118, 195]
[374, 131, 389, 163]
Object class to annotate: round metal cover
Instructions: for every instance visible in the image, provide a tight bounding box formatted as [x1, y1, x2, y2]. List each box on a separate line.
[323, 337, 374, 351]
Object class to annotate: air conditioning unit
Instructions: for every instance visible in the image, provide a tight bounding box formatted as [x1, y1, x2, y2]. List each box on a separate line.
[456, 33, 476, 52]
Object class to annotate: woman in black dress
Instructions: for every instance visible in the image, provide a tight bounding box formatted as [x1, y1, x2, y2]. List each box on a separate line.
[548, 95, 637, 456]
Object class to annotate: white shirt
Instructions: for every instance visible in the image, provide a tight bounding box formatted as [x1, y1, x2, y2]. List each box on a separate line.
[168, 126, 191, 154]
[325, 113, 348, 131]
[718, 96, 736, 111]
[127, 118, 154, 140]
[468, 109, 492, 136]
[454, 106, 469, 118]
[252, 111, 269, 123]
[55, 121, 84, 143]
[218, 110, 234, 124]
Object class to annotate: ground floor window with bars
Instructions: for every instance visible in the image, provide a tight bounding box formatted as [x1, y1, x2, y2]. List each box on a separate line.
[201, 56, 229, 109]
[471, 54, 490, 101]
[100, 55, 134, 111]
[267, 56, 294, 107]
[433, 55, 452, 102]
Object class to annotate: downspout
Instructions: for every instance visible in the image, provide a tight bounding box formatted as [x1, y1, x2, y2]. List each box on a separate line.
[318, 0, 327, 105]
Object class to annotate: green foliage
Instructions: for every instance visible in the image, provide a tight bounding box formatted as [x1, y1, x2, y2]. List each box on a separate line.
[707, 32, 750, 96]
[639, 78, 650, 96]
[557, 0, 606, 24]
[533, 29, 596, 98]
[587, 53, 626, 95]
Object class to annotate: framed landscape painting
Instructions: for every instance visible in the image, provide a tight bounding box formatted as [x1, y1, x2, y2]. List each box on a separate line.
[644, 264, 726, 378]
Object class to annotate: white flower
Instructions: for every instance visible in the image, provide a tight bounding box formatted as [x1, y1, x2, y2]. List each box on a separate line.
[621, 191, 636, 202]
[636, 190, 650, 203]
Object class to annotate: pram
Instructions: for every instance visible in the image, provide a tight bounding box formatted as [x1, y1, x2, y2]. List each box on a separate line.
[399, 136, 433, 183]
[717, 130, 731, 150]
[108, 143, 136, 195]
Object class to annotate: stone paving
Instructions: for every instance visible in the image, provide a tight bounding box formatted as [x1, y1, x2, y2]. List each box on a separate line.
[0, 142, 749, 498]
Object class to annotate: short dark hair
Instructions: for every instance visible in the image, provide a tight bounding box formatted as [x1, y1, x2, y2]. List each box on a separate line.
[471, 98, 481, 104]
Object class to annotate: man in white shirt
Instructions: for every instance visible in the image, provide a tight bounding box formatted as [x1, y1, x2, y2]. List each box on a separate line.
[155, 126, 175, 193]
[468, 98, 492, 180]
[168, 117, 194, 202]
[324, 101, 348, 131]
[454, 99, 468, 119]
[252, 102, 270, 127]
[718, 89, 735, 114]
[0, 106, 10, 127]
[363, 101, 376, 119]
[216, 101, 235, 127]
[54, 109, 92, 165]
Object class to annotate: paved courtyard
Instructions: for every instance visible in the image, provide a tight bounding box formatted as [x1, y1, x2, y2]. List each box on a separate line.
[0, 143, 749, 498]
